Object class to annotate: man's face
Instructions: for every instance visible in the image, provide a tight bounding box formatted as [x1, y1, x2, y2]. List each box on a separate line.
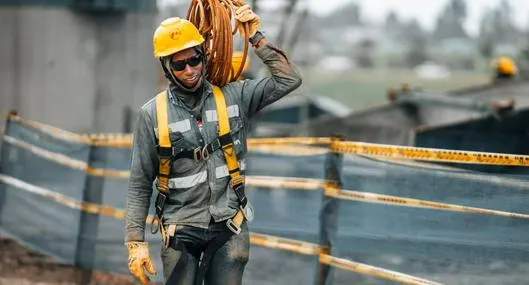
[170, 47, 203, 88]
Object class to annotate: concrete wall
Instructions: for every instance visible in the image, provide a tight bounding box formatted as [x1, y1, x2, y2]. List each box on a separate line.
[0, 6, 159, 133]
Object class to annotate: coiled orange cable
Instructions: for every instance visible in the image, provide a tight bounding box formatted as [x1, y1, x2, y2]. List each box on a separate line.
[187, 0, 250, 87]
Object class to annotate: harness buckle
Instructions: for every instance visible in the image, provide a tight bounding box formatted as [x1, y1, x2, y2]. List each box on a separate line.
[193, 147, 202, 162]
[201, 145, 210, 161]
[210, 138, 221, 151]
[226, 218, 242, 234]
[241, 202, 254, 222]
[155, 192, 168, 216]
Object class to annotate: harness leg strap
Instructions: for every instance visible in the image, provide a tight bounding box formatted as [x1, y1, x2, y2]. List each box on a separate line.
[193, 230, 234, 285]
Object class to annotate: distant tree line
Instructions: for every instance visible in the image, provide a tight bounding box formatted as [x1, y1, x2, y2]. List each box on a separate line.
[313, 0, 527, 70]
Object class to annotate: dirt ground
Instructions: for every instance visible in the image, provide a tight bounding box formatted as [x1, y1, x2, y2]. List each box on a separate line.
[0, 235, 145, 285]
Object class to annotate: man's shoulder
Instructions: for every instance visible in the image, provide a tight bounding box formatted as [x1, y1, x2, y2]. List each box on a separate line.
[141, 96, 157, 110]
[140, 90, 167, 113]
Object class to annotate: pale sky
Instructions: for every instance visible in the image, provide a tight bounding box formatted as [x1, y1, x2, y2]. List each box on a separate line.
[304, 0, 529, 36]
[159, 0, 529, 36]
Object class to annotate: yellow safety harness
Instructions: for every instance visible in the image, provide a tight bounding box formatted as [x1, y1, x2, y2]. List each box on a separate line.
[151, 90, 171, 241]
[152, 87, 252, 285]
[212, 85, 249, 233]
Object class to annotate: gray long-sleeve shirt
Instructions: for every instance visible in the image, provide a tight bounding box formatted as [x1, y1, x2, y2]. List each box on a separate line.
[125, 43, 302, 242]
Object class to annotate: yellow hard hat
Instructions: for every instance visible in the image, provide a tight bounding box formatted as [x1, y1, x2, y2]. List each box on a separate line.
[232, 51, 250, 76]
[495, 56, 518, 76]
[153, 17, 205, 58]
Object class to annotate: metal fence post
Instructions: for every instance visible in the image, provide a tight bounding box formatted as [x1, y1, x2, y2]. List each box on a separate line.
[74, 143, 107, 285]
[315, 136, 344, 285]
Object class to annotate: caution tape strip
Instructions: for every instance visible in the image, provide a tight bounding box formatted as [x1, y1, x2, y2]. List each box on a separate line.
[247, 144, 329, 156]
[332, 141, 529, 167]
[324, 184, 529, 220]
[0, 174, 442, 284]
[246, 176, 324, 190]
[249, 232, 322, 255]
[3, 135, 129, 178]
[250, 232, 441, 284]
[247, 137, 333, 146]
[5, 133, 529, 220]
[319, 254, 442, 285]
[7, 113, 529, 166]
[0, 174, 128, 220]
[7, 114, 132, 148]
[8, 115, 326, 152]
[247, 176, 529, 220]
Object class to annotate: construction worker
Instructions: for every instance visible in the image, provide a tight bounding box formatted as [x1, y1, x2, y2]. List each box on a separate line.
[125, 3, 302, 285]
[493, 56, 518, 83]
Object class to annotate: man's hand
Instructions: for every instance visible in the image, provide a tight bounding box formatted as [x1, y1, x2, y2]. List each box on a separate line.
[126, 242, 157, 285]
[234, 4, 261, 37]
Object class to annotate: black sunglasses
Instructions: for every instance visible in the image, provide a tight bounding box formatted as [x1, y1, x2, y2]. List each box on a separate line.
[170, 54, 203, 71]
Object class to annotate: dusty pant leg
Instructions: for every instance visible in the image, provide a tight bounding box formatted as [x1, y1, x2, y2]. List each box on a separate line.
[161, 244, 199, 284]
[204, 223, 250, 285]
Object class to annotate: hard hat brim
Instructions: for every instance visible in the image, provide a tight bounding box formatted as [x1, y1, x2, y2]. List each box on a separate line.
[154, 39, 204, 58]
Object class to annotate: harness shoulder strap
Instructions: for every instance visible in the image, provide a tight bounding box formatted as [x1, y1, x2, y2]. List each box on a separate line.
[150, 90, 171, 237]
[212, 85, 246, 229]
[155, 90, 171, 195]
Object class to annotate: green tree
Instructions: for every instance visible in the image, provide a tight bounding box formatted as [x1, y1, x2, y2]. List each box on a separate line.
[433, 0, 468, 40]
[405, 20, 429, 67]
[478, 0, 519, 52]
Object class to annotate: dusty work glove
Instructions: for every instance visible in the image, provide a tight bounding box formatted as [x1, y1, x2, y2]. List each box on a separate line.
[126, 241, 157, 285]
[234, 3, 261, 37]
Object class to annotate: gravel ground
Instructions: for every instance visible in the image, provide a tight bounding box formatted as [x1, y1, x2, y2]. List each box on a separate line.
[0, 236, 146, 285]
[2, 234, 529, 285]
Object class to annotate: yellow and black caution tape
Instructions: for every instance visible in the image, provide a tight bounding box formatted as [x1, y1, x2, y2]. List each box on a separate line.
[0, 174, 126, 220]
[246, 176, 529, 220]
[247, 137, 333, 147]
[3, 135, 129, 178]
[250, 232, 322, 255]
[7, 114, 133, 148]
[246, 176, 324, 190]
[8, 114, 92, 144]
[3, 134, 529, 221]
[248, 144, 329, 156]
[0, 174, 155, 223]
[319, 254, 442, 285]
[7, 113, 529, 166]
[0, 173, 442, 284]
[85, 133, 133, 148]
[5, 118, 529, 219]
[332, 141, 529, 167]
[250, 232, 441, 284]
[324, 184, 529, 220]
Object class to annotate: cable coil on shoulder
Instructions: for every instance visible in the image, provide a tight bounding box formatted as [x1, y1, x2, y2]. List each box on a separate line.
[187, 0, 250, 86]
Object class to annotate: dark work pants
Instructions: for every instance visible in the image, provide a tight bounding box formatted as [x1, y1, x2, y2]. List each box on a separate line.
[161, 221, 249, 285]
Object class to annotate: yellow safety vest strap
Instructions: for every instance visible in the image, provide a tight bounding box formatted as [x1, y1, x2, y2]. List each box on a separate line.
[212, 85, 246, 231]
[212, 86, 242, 178]
[155, 91, 171, 195]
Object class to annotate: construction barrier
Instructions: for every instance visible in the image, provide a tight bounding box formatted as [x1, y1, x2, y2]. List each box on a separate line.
[1, 113, 529, 284]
